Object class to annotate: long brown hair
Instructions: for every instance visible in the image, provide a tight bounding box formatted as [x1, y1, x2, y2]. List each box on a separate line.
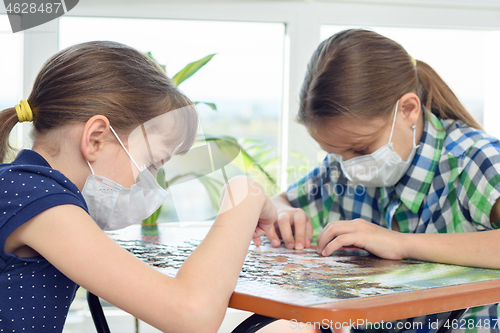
[0, 41, 198, 163]
[298, 29, 482, 132]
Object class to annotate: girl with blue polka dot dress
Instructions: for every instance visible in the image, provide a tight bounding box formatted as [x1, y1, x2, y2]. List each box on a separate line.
[0, 41, 277, 332]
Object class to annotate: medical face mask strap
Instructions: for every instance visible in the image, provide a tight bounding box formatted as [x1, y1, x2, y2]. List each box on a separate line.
[86, 160, 95, 175]
[109, 126, 142, 172]
[387, 100, 400, 144]
[412, 124, 417, 148]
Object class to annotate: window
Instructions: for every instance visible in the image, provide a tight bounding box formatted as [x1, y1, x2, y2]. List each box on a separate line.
[60, 17, 284, 150]
[321, 25, 500, 137]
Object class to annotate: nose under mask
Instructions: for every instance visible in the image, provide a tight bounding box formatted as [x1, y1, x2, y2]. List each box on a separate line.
[329, 100, 419, 187]
[81, 126, 169, 231]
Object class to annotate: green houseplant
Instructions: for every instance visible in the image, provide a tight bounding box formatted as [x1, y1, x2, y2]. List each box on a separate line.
[141, 52, 310, 233]
[141, 53, 276, 232]
[141, 53, 218, 235]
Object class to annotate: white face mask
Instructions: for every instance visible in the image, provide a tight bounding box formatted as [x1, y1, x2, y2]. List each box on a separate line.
[330, 100, 419, 187]
[82, 126, 169, 231]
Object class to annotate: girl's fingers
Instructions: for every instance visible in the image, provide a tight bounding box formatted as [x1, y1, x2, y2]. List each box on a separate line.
[316, 221, 355, 254]
[253, 236, 262, 247]
[261, 208, 313, 250]
[277, 212, 295, 249]
[321, 234, 356, 256]
[316, 224, 331, 254]
[253, 224, 268, 238]
[266, 224, 281, 247]
[316, 223, 339, 253]
[305, 215, 313, 248]
[259, 196, 278, 227]
[274, 225, 282, 239]
[254, 196, 277, 239]
[252, 195, 277, 247]
[292, 210, 306, 250]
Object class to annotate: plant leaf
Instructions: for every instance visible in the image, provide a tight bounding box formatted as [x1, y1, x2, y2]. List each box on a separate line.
[156, 168, 166, 189]
[201, 134, 238, 144]
[173, 54, 216, 86]
[253, 149, 273, 163]
[145, 51, 166, 73]
[194, 101, 217, 112]
[242, 144, 270, 157]
[196, 174, 224, 211]
[142, 205, 162, 225]
[260, 156, 280, 168]
[208, 138, 277, 186]
[238, 138, 264, 145]
[142, 167, 167, 225]
[166, 172, 224, 212]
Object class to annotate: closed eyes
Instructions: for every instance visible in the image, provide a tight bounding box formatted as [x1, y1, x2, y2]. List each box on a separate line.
[353, 147, 368, 155]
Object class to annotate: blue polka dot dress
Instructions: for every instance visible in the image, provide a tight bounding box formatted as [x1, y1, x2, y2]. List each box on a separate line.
[0, 150, 88, 332]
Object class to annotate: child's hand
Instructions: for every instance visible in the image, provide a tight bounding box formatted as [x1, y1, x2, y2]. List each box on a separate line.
[252, 194, 278, 247]
[266, 207, 313, 250]
[316, 219, 408, 259]
[219, 176, 277, 247]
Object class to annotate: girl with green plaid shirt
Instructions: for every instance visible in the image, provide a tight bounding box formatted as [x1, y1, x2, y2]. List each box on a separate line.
[269, 29, 500, 333]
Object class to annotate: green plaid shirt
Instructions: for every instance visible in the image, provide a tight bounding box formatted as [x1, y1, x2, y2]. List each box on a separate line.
[286, 111, 500, 333]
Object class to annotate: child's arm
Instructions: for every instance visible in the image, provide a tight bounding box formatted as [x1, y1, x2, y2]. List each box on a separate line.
[267, 191, 313, 250]
[315, 208, 500, 269]
[10, 176, 276, 333]
[402, 197, 500, 268]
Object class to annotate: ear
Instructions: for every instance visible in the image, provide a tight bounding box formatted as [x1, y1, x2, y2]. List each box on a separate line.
[80, 115, 111, 162]
[399, 93, 421, 126]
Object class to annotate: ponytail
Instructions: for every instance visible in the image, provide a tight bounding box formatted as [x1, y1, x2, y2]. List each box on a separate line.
[0, 107, 19, 163]
[416, 60, 482, 130]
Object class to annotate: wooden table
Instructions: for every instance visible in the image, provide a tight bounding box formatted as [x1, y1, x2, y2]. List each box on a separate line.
[89, 221, 500, 333]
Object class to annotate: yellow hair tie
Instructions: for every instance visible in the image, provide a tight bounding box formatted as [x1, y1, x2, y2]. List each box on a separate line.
[14, 100, 33, 123]
[410, 56, 417, 67]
